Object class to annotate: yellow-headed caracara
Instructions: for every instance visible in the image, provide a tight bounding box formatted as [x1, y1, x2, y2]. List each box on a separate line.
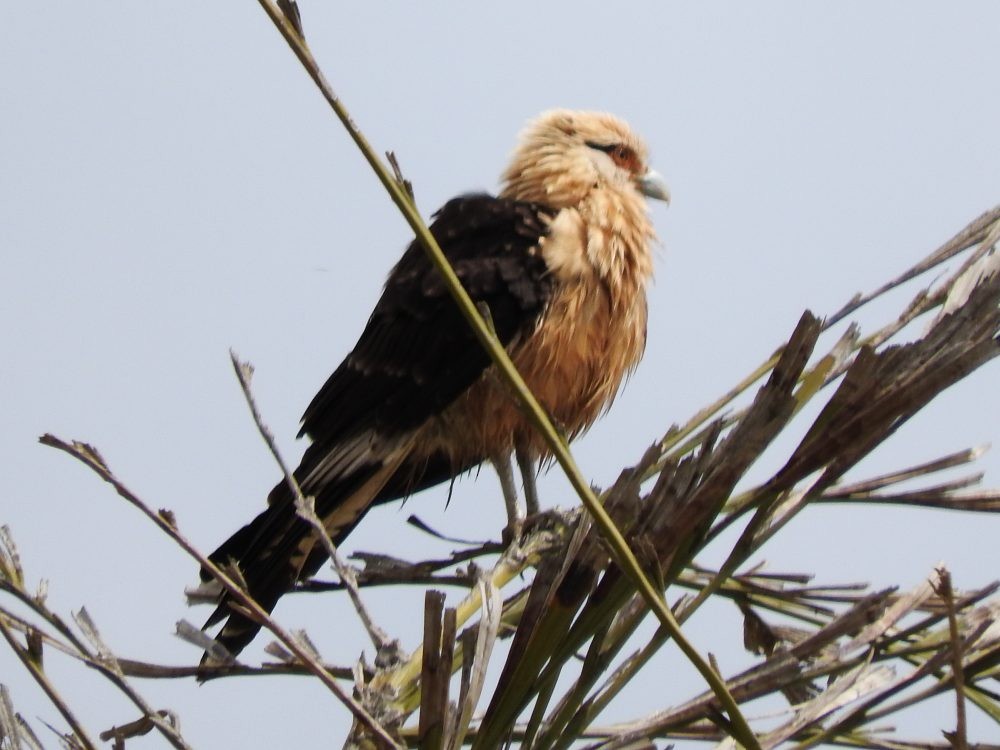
[201, 110, 669, 658]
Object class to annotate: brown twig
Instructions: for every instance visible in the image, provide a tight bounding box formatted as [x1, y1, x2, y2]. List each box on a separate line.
[824, 204, 1000, 327]
[0, 605, 357, 681]
[934, 567, 968, 750]
[297, 541, 505, 592]
[228, 350, 401, 661]
[419, 591, 450, 749]
[0, 615, 99, 750]
[37, 432, 402, 750]
[0, 549, 194, 749]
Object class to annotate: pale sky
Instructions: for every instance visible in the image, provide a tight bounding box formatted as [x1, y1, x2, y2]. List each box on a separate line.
[3, 3, 999, 747]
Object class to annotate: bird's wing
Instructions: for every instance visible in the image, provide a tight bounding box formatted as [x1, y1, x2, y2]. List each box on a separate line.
[201, 195, 555, 657]
[294, 193, 554, 493]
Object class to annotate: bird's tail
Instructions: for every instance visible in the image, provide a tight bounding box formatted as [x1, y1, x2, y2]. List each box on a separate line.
[199, 459, 403, 664]
[197, 447, 478, 665]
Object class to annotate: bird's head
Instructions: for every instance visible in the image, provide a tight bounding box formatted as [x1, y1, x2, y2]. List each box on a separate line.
[500, 110, 670, 210]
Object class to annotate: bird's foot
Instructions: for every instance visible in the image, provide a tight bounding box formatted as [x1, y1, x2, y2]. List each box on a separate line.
[501, 507, 569, 547]
[501, 516, 525, 547]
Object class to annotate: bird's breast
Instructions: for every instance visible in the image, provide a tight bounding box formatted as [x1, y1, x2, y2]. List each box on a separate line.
[418, 198, 654, 466]
[510, 276, 648, 444]
[425, 273, 647, 463]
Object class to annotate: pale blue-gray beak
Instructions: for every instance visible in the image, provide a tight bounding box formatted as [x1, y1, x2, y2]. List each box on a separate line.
[637, 169, 670, 204]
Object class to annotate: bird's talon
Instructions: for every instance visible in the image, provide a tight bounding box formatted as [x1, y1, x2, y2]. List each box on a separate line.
[525, 508, 566, 531]
[501, 518, 525, 546]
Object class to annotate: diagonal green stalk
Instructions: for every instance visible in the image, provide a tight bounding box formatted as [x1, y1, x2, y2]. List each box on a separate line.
[255, 3, 761, 745]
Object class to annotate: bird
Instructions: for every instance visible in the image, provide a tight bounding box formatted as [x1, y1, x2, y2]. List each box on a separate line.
[199, 109, 670, 659]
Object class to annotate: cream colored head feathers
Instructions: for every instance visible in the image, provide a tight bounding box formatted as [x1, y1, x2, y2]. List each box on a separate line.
[500, 110, 669, 209]
[501, 110, 668, 290]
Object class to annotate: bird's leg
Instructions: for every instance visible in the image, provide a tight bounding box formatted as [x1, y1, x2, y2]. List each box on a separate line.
[491, 453, 524, 540]
[515, 443, 540, 516]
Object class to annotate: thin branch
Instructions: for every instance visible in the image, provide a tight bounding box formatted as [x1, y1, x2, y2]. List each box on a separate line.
[824, 204, 1000, 327]
[0, 616, 98, 750]
[934, 568, 968, 750]
[0, 605, 355, 682]
[0, 558, 193, 749]
[38, 433, 402, 750]
[228, 350, 400, 659]
[73, 607, 195, 750]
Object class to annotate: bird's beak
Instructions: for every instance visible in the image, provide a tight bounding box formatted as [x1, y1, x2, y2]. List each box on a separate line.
[637, 169, 670, 204]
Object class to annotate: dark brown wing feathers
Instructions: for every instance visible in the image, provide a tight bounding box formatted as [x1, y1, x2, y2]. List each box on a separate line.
[202, 195, 554, 657]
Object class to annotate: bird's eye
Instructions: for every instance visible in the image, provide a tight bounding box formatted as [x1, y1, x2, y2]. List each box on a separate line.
[586, 141, 638, 172]
[586, 140, 615, 154]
